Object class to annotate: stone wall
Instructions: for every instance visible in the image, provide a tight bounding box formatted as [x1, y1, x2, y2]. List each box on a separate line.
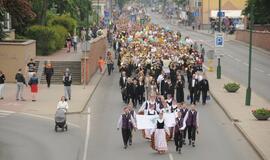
[235, 30, 270, 51]
[0, 40, 36, 82]
[81, 34, 107, 84]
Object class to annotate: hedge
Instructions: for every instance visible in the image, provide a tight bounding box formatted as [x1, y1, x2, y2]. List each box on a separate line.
[51, 25, 68, 50]
[49, 15, 77, 34]
[26, 25, 68, 55]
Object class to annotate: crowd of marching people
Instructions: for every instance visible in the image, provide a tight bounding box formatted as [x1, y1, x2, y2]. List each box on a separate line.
[115, 5, 210, 154]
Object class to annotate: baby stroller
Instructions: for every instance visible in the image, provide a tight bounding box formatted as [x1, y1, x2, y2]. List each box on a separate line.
[55, 108, 68, 132]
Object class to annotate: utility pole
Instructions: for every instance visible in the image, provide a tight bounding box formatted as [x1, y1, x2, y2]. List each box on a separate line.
[245, 1, 254, 106]
[216, 0, 221, 79]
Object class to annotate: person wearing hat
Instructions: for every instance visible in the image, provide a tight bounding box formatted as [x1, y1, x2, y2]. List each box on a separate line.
[117, 106, 136, 149]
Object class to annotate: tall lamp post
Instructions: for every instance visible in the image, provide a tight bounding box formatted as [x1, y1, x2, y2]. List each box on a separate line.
[245, 2, 254, 106]
[216, 0, 222, 79]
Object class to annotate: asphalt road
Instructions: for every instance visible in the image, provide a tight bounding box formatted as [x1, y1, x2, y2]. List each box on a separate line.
[84, 70, 260, 160]
[149, 11, 270, 102]
[0, 111, 84, 160]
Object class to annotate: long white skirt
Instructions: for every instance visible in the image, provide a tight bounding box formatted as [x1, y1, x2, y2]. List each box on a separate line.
[145, 129, 152, 139]
[154, 129, 168, 151]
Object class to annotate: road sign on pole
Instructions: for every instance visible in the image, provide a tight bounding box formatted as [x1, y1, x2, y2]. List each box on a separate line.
[215, 33, 224, 47]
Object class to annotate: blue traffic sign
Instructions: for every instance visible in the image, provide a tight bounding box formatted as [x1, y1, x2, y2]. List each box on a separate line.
[217, 11, 225, 17]
[215, 33, 224, 47]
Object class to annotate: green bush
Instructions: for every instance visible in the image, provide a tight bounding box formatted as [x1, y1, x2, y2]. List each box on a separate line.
[252, 108, 270, 116]
[49, 15, 77, 34]
[26, 25, 57, 55]
[224, 82, 240, 93]
[51, 25, 68, 50]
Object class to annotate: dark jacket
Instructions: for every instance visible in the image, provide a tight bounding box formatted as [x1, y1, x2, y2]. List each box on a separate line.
[200, 79, 209, 91]
[44, 67, 54, 77]
[15, 72, 26, 84]
[119, 76, 127, 89]
[0, 74, 5, 84]
[63, 74, 72, 86]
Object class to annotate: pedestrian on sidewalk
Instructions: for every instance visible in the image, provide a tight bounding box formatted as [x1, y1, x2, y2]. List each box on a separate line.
[57, 96, 69, 112]
[97, 56, 105, 73]
[15, 69, 27, 101]
[186, 105, 199, 147]
[199, 74, 209, 105]
[44, 61, 54, 88]
[106, 52, 114, 75]
[63, 68, 72, 100]
[66, 33, 72, 53]
[28, 72, 38, 102]
[174, 111, 186, 154]
[27, 58, 36, 81]
[117, 106, 136, 149]
[72, 33, 78, 52]
[0, 70, 5, 100]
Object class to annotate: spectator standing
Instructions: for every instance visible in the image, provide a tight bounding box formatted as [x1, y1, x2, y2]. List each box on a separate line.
[0, 70, 5, 100]
[28, 72, 38, 102]
[44, 61, 54, 88]
[63, 68, 72, 100]
[73, 33, 78, 52]
[15, 69, 27, 101]
[66, 33, 72, 52]
[106, 52, 114, 75]
[27, 58, 36, 80]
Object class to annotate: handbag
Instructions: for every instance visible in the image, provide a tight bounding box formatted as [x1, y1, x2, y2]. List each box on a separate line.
[206, 95, 211, 100]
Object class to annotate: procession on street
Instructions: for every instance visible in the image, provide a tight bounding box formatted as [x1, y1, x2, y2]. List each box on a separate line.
[114, 5, 209, 154]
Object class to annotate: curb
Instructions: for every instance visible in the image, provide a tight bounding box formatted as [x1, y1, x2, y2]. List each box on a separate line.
[209, 87, 267, 160]
[67, 68, 106, 114]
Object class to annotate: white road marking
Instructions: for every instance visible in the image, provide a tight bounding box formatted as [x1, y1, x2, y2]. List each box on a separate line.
[82, 107, 91, 160]
[243, 62, 249, 66]
[267, 74, 270, 76]
[169, 153, 174, 160]
[19, 112, 80, 128]
[234, 58, 241, 63]
[254, 68, 264, 73]
[227, 54, 234, 58]
[0, 110, 15, 118]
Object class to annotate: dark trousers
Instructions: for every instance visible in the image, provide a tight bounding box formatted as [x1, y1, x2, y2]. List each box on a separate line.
[46, 76, 51, 87]
[107, 64, 113, 75]
[196, 90, 201, 102]
[189, 89, 197, 105]
[174, 131, 183, 149]
[132, 96, 138, 107]
[183, 127, 187, 140]
[138, 94, 144, 105]
[202, 90, 207, 104]
[122, 128, 131, 146]
[187, 126, 197, 141]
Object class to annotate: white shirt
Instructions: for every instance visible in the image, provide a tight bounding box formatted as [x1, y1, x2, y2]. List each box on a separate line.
[57, 101, 69, 111]
[157, 74, 164, 84]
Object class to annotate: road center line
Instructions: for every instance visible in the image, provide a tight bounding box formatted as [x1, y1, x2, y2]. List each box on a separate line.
[82, 107, 91, 160]
[227, 54, 234, 58]
[169, 153, 174, 160]
[234, 58, 241, 62]
[254, 67, 264, 73]
[19, 112, 80, 128]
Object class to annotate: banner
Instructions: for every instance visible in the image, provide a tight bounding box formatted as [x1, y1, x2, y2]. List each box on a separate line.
[136, 113, 176, 130]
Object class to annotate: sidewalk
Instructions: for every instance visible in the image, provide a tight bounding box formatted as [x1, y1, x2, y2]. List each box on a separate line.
[0, 70, 105, 117]
[206, 70, 270, 160]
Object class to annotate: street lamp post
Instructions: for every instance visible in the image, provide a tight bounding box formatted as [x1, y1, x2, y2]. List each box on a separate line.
[216, 0, 221, 79]
[245, 2, 254, 106]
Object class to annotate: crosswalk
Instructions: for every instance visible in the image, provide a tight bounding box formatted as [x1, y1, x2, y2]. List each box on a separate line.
[0, 110, 14, 118]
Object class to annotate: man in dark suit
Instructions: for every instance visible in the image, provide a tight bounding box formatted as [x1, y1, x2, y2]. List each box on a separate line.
[188, 74, 199, 105]
[200, 75, 209, 105]
[119, 72, 127, 103]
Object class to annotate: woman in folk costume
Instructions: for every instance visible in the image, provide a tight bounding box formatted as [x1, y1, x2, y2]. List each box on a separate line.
[144, 105, 158, 139]
[151, 112, 170, 154]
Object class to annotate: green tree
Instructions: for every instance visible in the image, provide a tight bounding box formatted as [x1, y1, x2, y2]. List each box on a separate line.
[1, 0, 36, 35]
[0, 5, 6, 40]
[243, 0, 270, 24]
